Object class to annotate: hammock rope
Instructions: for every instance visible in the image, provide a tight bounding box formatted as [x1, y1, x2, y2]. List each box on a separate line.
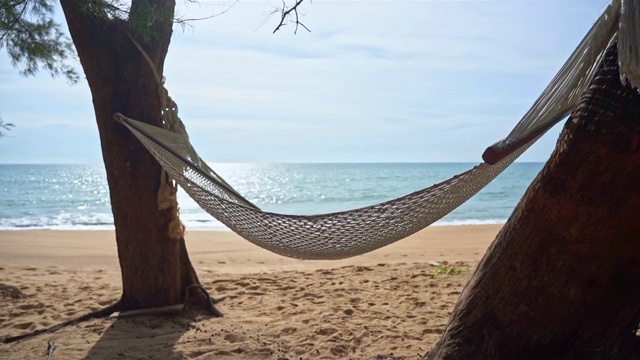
[114, 1, 627, 260]
[619, 0, 640, 90]
[483, 0, 620, 163]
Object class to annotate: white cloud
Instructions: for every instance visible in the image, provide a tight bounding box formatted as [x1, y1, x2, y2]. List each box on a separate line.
[0, 0, 610, 163]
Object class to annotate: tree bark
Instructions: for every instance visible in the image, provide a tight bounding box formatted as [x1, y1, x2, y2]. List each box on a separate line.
[59, 0, 211, 312]
[424, 45, 640, 359]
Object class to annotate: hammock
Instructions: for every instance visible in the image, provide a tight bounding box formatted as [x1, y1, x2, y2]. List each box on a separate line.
[114, 1, 625, 260]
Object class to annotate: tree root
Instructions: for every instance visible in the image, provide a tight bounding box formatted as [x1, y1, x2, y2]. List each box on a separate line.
[113, 304, 185, 318]
[112, 285, 225, 318]
[1, 301, 121, 344]
[110, 284, 226, 318]
[185, 284, 226, 318]
[1, 285, 226, 344]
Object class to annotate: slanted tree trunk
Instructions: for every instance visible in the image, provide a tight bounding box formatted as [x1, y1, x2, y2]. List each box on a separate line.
[59, 0, 215, 313]
[425, 45, 640, 359]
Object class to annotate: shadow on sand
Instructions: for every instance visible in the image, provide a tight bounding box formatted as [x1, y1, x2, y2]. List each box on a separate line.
[84, 312, 200, 360]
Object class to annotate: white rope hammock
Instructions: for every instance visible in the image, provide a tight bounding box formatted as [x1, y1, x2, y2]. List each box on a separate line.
[114, 1, 634, 260]
[619, 0, 640, 90]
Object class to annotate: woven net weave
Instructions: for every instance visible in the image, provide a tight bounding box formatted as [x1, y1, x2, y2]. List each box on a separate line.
[119, 117, 530, 260]
[114, 1, 622, 260]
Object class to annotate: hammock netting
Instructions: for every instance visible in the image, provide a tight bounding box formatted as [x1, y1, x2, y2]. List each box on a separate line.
[118, 116, 531, 260]
[114, 1, 633, 260]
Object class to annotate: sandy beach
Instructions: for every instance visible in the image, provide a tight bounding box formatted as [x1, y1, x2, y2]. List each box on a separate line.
[0, 225, 501, 359]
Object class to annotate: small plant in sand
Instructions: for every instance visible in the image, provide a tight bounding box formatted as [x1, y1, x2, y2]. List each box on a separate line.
[434, 265, 461, 276]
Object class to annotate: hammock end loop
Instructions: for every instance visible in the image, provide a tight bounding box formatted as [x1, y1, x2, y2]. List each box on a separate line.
[113, 112, 128, 125]
[482, 142, 508, 165]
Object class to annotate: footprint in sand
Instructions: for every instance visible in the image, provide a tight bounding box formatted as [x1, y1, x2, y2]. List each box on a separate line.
[353, 266, 373, 272]
[343, 308, 355, 316]
[223, 333, 245, 343]
[330, 344, 350, 356]
[422, 328, 443, 335]
[316, 327, 338, 336]
[279, 327, 297, 335]
[275, 285, 296, 291]
[12, 321, 35, 330]
[0, 284, 28, 299]
[214, 285, 232, 292]
[18, 303, 44, 311]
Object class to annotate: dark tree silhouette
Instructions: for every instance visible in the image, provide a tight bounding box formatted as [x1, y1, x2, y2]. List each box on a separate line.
[425, 44, 640, 359]
[57, 0, 219, 315]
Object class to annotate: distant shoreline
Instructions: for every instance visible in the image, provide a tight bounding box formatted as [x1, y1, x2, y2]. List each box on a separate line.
[0, 224, 502, 272]
[1, 163, 535, 231]
[0, 220, 508, 232]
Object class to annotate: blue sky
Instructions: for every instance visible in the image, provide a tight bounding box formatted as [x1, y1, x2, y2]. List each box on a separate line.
[0, 0, 609, 164]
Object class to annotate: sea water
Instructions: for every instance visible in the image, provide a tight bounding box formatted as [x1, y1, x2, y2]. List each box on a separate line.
[0, 163, 544, 230]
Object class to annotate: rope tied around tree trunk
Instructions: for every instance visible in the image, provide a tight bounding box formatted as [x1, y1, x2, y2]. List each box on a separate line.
[126, 32, 185, 239]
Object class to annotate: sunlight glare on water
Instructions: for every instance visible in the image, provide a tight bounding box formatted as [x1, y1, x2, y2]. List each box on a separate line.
[0, 163, 544, 230]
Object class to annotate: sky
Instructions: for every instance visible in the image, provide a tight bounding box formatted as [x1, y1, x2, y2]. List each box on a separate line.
[0, 0, 611, 164]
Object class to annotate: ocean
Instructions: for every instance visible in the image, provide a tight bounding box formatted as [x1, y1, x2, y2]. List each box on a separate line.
[0, 163, 544, 231]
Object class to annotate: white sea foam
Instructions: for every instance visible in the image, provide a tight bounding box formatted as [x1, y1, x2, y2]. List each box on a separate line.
[0, 163, 541, 231]
[0, 212, 115, 230]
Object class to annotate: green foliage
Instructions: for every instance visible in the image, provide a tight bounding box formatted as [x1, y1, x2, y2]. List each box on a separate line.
[78, 0, 129, 20]
[75, 0, 174, 45]
[436, 265, 461, 275]
[0, 114, 14, 137]
[128, 0, 173, 43]
[434, 265, 461, 276]
[1, 0, 79, 83]
[0, 0, 168, 83]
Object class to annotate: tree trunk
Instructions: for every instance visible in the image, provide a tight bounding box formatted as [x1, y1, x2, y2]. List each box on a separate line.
[424, 45, 640, 359]
[59, 0, 212, 312]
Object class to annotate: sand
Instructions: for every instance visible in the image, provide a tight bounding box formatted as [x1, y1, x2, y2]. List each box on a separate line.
[0, 225, 501, 359]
